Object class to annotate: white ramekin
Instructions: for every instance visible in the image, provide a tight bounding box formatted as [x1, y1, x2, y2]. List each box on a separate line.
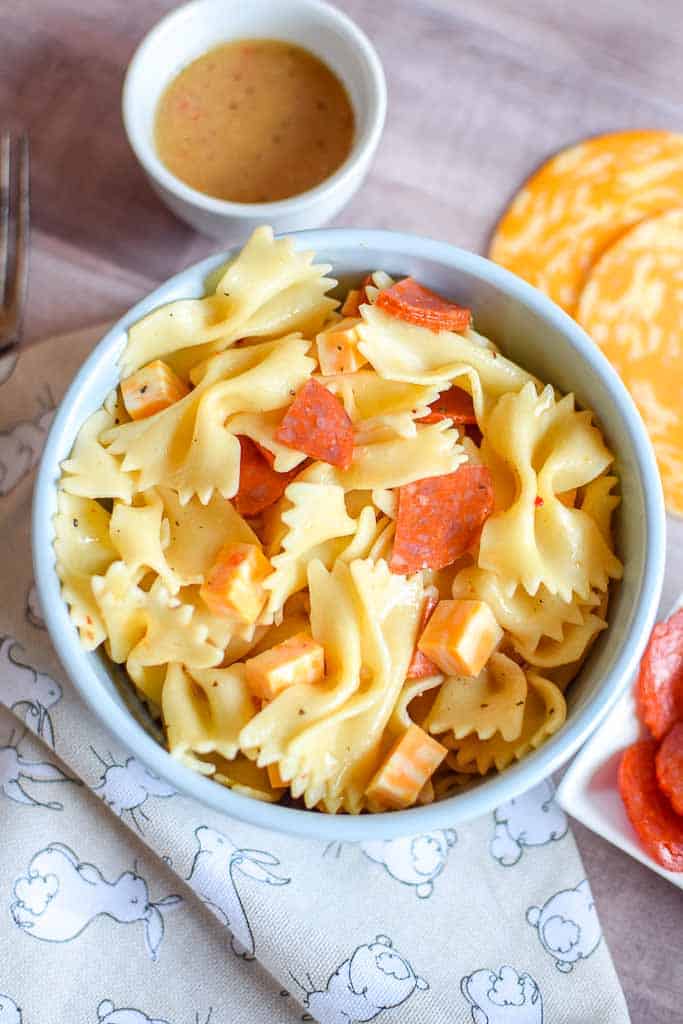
[33, 229, 666, 842]
[122, 0, 387, 239]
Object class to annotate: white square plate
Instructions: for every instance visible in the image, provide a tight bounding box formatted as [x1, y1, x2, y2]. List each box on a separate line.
[558, 599, 683, 890]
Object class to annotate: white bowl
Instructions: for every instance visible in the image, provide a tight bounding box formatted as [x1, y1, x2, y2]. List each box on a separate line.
[122, 0, 386, 239]
[33, 229, 666, 841]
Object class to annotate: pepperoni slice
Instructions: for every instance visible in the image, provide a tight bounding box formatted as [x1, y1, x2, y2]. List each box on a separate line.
[418, 386, 477, 425]
[253, 440, 276, 468]
[275, 378, 354, 470]
[376, 277, 472, 333]
[233, 437, 297, 517]
[656, 723, 683, 816]
[390, 465, 494, 575]
[619, 739, 683, 872]
[407, 589, 440, 679]
[636, 608, 683, 739]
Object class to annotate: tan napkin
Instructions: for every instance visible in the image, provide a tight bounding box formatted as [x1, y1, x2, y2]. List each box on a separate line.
[0, 325, 631, 1024]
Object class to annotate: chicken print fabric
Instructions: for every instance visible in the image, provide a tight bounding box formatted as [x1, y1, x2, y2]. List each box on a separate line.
[0, 323, 632, 1022]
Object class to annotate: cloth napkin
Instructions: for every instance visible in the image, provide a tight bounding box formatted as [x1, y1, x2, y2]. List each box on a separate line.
[0, 326, 631, 1024]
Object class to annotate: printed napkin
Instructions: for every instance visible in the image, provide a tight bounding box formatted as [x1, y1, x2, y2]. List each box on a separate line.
[0, 326, 631, 1024]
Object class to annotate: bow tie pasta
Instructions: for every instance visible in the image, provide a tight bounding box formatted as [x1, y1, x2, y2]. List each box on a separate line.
[55, 227, 623, 813]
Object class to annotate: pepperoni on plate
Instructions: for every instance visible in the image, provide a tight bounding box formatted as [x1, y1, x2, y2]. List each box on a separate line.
[390, 465, 494, 575]
[375, 277, 472, 333]
[406, 589, 440, 679]
[656, 723, 683, 816]
[636, 607, 683, 739]
[233, 437, 297, 517]
[275, 378, 354, 470]
[418, 386, 477, 425]
[619, 739, 683, 872]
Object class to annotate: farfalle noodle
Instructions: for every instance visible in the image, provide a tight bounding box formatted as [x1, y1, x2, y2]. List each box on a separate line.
[426, 653, 527, 742]
[60, 405, 135, 502]
[452, 566, 607, 670]
[159, 486, 259, 586]
[121, 226, 336, 374]
[54, 491, 116, 649]
[163, 663, 256, 773]
[103, 336, 315, 504]
[478, 382, 623, 601]
[445, 674, 567, 773]
[109, 489, 179, 594]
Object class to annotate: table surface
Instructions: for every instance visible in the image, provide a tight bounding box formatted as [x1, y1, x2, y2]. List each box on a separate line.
[3, 1, 681, 1020]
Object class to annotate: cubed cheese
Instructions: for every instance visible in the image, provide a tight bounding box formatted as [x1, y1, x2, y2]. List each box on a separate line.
[267, 763, 288, 789]
[417, 599, 502, 677]
[341, 288, 362, 317]
[317, 318, 367, 375]
[245, 631, 325, 700]
[366, 724, 447, 810]
[121, 360, 189, 420]
[199, 542, 272, 624]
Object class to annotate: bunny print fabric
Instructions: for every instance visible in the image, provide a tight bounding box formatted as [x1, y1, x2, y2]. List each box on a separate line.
[0, 326, 631, 1023]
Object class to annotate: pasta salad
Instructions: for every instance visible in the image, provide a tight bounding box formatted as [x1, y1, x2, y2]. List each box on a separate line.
[55, 227, 623, 813]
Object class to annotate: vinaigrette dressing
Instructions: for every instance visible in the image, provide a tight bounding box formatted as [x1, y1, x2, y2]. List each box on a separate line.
[155, 39, 355, 203]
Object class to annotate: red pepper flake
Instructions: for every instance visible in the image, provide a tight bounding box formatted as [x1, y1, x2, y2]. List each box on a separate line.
[534, 496, 544, 508]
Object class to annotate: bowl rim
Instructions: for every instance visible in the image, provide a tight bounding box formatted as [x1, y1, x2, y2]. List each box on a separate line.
[121, 0, 387, 219]
[32, 227, 666, 841]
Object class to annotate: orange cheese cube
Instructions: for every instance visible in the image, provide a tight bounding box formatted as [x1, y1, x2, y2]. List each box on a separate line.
[199, 542, 272, 624]
[120, 360, 189, 420]
[317, 318, 367, 376]
[417, 599, 502, 677]
[267, 763, 288, 789]
[366, 724, 447, 810]
[341, 288, 362, 317]
[245, 631, 325, 700]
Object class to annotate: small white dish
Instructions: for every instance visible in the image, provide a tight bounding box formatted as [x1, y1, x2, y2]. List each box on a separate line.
[122, 0, 386, 239]
[558, 597, 683, 889]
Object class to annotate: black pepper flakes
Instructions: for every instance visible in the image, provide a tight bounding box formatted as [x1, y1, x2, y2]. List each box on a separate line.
[72, 518, 79, 528]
